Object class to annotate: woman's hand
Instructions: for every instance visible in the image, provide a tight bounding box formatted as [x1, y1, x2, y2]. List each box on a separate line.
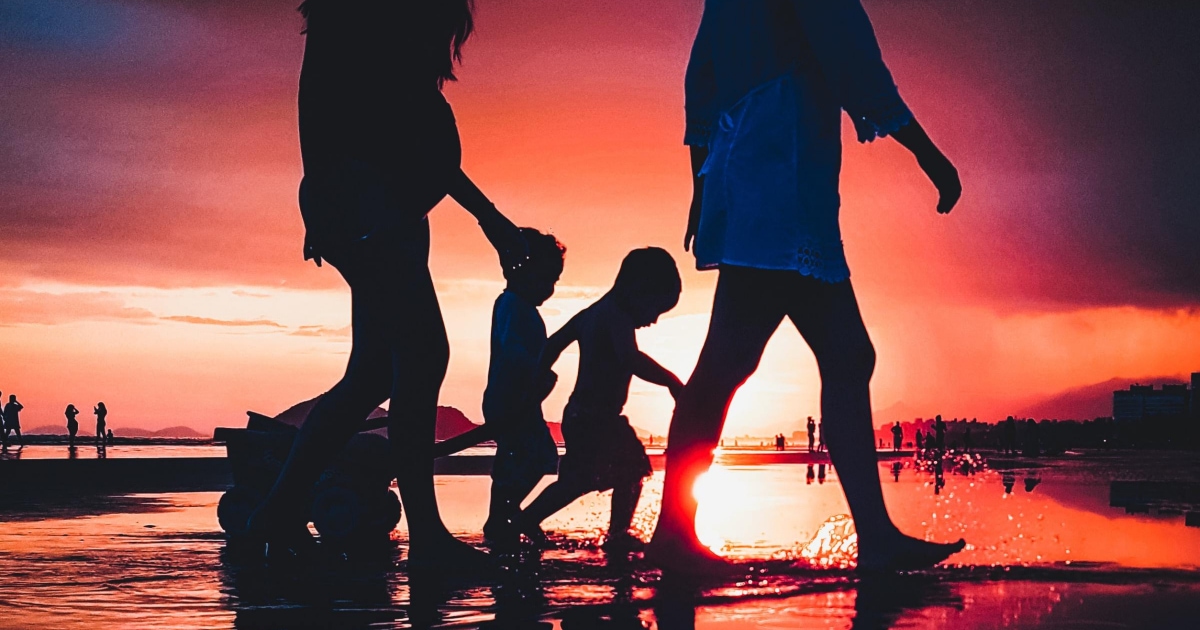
[479, 213, 529, 272]
[918, 150, 961, 215]
[891, 119, 962, 215]
[449, 169, 530, 272]
[684, 180, 703, 252]
[684, 145, 710, 251]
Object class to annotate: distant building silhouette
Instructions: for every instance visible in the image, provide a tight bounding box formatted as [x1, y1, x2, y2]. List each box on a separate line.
[1192, 373, 1200, 423]
[1113, 382, 1190, 423]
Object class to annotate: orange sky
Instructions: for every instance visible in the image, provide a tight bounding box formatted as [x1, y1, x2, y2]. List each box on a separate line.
[1, 0, 1197, 435]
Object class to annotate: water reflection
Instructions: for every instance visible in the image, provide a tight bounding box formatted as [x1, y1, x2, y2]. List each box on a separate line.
[2, 452, 1200, 628]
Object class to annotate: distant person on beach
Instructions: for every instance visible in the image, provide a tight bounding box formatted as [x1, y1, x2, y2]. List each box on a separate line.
[513, 248, 684, 553]
[0, 390, 5, 448]
[478, 229, 565, 543]
[1004, 416, 1018, 455]
[650, 0, 964, 573]
[807, 416, 816, 453]
[247, 0, 528, 569]
[94, 402, 107, 445]
[65, 404, 80, 448]
[934, 415, 946, 451]
[106, 429, 114, 447]
[818, 421, 826, 453]
[1023, 419, 1040, 457]
[915, 429, 924, 452]
[4, 395, 24, 447]
[891, 422, 902, 452]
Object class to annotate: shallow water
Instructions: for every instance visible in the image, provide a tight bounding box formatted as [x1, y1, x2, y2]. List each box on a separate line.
[1, 451, 1198, 628]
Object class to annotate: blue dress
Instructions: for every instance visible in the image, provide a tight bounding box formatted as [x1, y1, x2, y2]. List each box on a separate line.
[685, 0, 913, 282]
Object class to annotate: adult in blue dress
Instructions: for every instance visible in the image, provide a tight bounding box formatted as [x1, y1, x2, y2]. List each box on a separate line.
[650, 0, 965, 573]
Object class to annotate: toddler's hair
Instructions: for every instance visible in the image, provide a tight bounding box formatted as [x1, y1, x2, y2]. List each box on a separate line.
[612, 247, 681, 303]
[505, 228, 565, 282]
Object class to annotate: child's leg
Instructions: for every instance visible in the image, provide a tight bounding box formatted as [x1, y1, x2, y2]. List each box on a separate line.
[608, 478, 644, 540]
[516, 479, 586, 531]
[485, 472, 543, 535]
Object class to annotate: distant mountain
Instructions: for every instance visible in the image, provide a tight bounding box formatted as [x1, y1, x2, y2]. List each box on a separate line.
[151, 426, 207, 438]
[434, 406, 480, 440]
[269, 396, 480, 440]
[24, 425, 67, 436]
[1014, 375, 1188, 420]
[873, 400, 927, 424]
[24, 424, 207, 438]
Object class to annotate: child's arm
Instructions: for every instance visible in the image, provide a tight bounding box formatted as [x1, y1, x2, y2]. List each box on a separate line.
[537, 315, 580, 375]
[633, 352, 684, 399]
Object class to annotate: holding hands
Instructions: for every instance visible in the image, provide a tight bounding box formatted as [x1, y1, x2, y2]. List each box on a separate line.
[449, 169, 530, 273]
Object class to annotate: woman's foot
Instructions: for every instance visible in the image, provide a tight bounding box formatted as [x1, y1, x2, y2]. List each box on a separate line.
[645, 536, 738, 578]
[602, 532, 645, 554]
[856, 531, 966, 572]
[408, 535, 496, 577]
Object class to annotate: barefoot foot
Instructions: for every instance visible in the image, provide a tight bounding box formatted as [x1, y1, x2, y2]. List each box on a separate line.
[645, 537, 738, 578]
[857, 533, 966, 572]
[408, 535, 495, 577]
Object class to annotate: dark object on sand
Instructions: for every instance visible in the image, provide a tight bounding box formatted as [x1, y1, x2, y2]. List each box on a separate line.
[217, 411, 402, 550]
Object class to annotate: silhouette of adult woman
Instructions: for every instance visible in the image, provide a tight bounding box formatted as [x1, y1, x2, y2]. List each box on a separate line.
[94, 402, 107, 446]
[250, 0, 525, 567]
[649, 0, 965, 573]
[65, 404, 80, 448]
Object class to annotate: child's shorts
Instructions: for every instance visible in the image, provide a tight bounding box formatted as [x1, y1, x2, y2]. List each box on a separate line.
[492, 421, 559, 491]
[557, 403, 652, 492]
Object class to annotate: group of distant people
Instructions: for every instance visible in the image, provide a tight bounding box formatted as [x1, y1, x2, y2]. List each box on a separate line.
[805, 416, 826, 453]
[63, 402, 111, 449]
[0, 391, 111, 450]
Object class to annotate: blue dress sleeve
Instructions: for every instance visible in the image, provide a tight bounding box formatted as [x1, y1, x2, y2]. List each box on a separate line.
[793, 0, 913, 142]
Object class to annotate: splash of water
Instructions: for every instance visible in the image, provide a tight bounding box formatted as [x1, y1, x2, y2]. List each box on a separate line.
[772, 514, 859, 570]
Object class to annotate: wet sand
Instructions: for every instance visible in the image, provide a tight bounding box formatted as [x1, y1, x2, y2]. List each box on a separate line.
[1, 452, 1198, 628]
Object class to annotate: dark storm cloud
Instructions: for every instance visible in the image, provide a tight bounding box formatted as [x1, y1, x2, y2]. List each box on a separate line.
[869, 0, 1200, 307]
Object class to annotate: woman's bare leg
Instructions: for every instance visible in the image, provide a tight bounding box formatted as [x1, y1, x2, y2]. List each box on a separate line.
[252, 254, 392, 538]
[649, 267, 785, 565]
[786, 277, 964, 570]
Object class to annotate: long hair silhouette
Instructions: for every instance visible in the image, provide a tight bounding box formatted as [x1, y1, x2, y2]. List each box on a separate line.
[298, 0, 474, 87]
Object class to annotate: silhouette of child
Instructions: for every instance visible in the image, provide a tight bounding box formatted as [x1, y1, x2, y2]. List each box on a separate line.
[475, 229, 566, 541]
[65, 404, 80, 448]
[514, 248, 683, 551]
